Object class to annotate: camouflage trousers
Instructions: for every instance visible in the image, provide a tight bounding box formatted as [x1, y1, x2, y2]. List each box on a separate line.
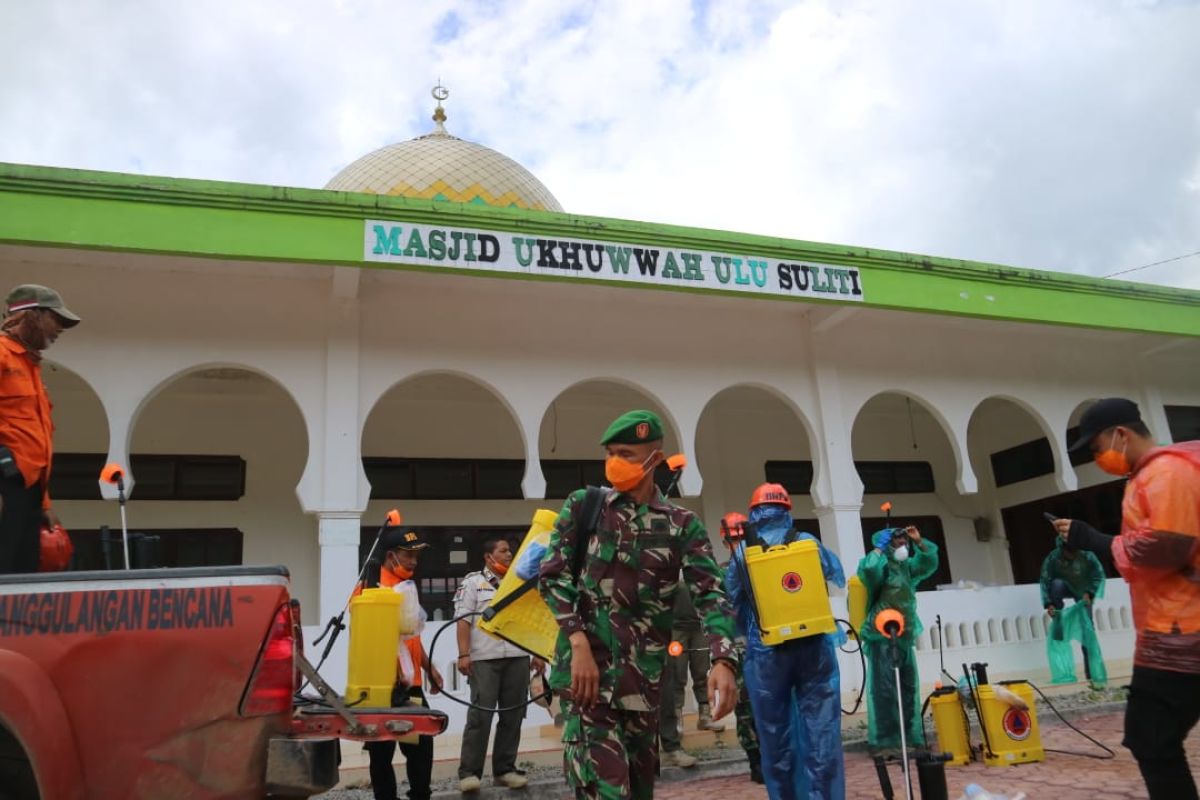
[560, 698, 658, 799]
[735, 671, 760, 760]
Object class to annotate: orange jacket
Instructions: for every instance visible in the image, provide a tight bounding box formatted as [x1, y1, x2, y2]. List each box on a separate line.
[0, 336, 53, 509]
[1114, 441, 1200, 674]
[353, 566, 425, 687]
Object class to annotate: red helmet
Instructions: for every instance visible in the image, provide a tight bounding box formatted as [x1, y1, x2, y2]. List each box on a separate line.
[749, 482, 792, 509]
[720, 512, 748, 542]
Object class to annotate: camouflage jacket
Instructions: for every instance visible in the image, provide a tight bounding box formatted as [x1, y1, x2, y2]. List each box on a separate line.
[538, 488, 737, 712]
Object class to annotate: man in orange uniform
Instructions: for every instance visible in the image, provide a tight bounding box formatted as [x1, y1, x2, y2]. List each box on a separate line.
[364, 528, 444, 800]
[1055, 398, 1200, 799]
[0, 284, 81, 574]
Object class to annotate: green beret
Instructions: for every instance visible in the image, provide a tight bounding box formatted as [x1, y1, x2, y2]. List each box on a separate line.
[600, 410, 664, 445]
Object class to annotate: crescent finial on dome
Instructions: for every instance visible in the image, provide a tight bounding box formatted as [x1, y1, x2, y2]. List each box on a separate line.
[432, 81, 449, 131]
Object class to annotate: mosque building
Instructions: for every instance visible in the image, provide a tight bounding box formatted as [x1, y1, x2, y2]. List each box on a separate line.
[2, 86, 1198, 726]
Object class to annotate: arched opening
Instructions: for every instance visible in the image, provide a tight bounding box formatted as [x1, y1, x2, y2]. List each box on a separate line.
[125, 366, 313, 603]
[967, 396, 1063, 586]
[538, 378, 680, 499]
[695, 384, 817, 541]
[362, 372, 529, 619]
[851, 392, 957, 591]
[41, 362, 110, 561]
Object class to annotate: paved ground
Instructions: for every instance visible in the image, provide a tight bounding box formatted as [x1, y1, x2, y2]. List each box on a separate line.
[318, 707, 1200, 799]
[655, 709, 1199, 799]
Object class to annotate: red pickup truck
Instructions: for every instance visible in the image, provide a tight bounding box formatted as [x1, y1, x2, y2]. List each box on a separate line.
[0, 565, 448, 800]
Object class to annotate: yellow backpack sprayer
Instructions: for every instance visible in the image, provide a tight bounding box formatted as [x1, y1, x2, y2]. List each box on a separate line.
[736, 482, 837, 645]
[475, 509, 561, 660]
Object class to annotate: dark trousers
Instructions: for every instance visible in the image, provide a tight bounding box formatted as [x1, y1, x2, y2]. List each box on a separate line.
[670, 627, 710, 708]
[1124, 666, 1200, 800]
[0, 476, 42, 574]
[658, 653, 682, 752]
[1046, 578, 1078, 610]
[457, 655, 529, 779]
[366, 686, 434, 800]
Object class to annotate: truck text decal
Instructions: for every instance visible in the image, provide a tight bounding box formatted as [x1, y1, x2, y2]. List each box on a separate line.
[0, 587, 234, 637]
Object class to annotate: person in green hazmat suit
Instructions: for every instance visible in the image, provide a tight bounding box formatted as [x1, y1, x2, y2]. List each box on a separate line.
[857, 525, 939, 755]
[1040, 538, 1108, 689]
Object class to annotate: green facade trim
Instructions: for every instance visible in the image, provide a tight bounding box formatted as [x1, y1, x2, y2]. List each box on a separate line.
[1, 162, 1196, 336]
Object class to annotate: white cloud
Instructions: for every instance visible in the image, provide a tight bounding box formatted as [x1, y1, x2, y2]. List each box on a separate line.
[1, 0, 1197, 289]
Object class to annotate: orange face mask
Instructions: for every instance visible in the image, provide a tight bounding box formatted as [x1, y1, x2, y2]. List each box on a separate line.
[490, 560, 509, 576]
[385, 552, 414, 581]
[1095, 430, 1131, 476]
[605, 452, 659, 492]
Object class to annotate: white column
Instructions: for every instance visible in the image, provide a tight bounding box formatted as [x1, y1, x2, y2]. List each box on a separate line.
[804, 319, 866, 573]
[317, 513, 363, 619]
[1139, 382, 1174, 444]
[813, 503, 867, 578]
[301, 269, 371, 624]
[100, 402, 135, 500]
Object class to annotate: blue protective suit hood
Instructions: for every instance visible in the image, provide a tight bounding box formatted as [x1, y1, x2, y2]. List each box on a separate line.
[748, 503, 792, 544]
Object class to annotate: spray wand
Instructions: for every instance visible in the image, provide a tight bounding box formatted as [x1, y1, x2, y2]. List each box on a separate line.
[100, 463, 131, 569]
[311, 509, 403, 671]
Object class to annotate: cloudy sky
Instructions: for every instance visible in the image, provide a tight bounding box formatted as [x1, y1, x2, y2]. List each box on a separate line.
[2, 0, 1198, 289]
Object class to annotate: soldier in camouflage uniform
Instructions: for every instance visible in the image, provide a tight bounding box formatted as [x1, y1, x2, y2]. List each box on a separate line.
[719, 512, 763, 784]
[539, 410, 739, 800]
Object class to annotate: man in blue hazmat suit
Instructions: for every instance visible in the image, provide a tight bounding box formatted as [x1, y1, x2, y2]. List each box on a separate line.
[725, 482, 846, 799]
[857, 525, 939, 755]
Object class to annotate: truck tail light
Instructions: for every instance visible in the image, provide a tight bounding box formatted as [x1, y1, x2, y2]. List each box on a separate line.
[241, 603, 295, 716]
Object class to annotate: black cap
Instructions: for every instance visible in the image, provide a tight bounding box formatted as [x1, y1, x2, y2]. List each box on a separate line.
[380, 528, 430, 551]
[1068, 398, 1142, 453]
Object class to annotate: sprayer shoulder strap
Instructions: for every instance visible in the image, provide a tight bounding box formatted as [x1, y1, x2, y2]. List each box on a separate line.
[571, 485, 609, 583]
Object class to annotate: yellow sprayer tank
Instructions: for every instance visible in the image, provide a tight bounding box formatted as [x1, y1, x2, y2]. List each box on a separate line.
[847, 574, 868, 639]
[929, 686, 972, 766]
[477, 508, 561, 661]
[345, 587, 403, 707]
[977, 681, 1044, 766]
[744, 538, 836, 646]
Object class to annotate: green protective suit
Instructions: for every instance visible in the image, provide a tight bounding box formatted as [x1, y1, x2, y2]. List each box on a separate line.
[857, 529, 940, 752]
[1040, 540, 1107, 687]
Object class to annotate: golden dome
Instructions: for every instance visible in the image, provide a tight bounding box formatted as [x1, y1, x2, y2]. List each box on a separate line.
[324, 86, 563, 212]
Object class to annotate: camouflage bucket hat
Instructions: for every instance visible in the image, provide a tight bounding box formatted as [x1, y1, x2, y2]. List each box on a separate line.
[5, 284, 81, 327]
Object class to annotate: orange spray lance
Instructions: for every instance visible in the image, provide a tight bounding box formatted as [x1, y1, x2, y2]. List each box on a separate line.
[100, 462, 130, 569]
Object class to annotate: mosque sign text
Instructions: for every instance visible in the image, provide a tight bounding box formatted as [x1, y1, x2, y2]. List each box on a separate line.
[363, 220, 864, 302]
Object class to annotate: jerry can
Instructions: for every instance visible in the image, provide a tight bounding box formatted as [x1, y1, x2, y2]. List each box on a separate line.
[847, 573, 868, 638]
[345, 587, 404, 707]
[977, 681, 1044, 766]
[744, 538, 836, 645]
[477, 508, 560, 661]
[929, 686, 972, 766]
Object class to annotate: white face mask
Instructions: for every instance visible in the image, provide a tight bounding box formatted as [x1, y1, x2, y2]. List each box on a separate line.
[893, 545, 910, 562]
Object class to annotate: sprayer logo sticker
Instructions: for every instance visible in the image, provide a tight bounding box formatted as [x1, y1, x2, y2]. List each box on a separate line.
[1002, 708, 1032, 741]
[781, 572, 803, 593]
